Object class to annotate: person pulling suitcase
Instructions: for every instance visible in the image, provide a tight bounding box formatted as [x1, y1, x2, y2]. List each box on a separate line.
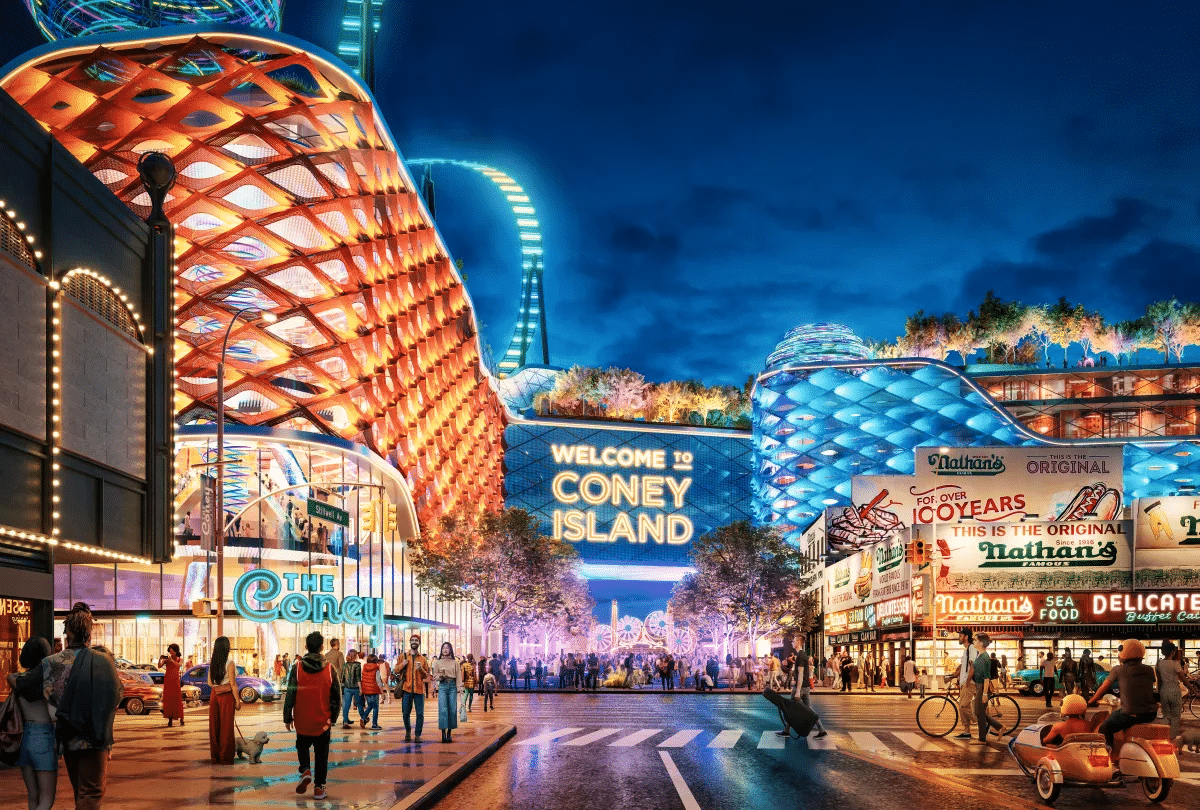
[776, 643, 827, 739]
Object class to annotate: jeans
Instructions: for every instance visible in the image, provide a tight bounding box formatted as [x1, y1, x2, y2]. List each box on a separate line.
[361, 694, 380, 726]
[437, 682, 458, 730]
[342, 687, 362, 724]
[296, 729, 330, 787]
[1098, 709, 1158, 751]
[482, 688, 495, 710]
[402, 691, 425, 737]
[1042, 677, 1056, 707]
[63, 748, 108, 810]
[464, 686, 475, 710]
[974, 681, 1001, 740]
[1158, 690, 1183, 738]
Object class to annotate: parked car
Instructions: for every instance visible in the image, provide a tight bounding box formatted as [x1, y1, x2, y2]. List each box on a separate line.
[117, 669, 164, 715]
[181, 664, 279, 703]
[142, 671, 203, 707]
[1011, 664, 1111, 697]
[113, 657, 160, 672]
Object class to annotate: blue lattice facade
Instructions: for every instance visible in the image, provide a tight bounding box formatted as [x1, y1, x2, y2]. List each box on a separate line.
[753, 357, 1200, 547]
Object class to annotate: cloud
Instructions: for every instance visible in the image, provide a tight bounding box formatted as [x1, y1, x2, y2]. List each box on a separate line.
[1032, 197, 1159, 259]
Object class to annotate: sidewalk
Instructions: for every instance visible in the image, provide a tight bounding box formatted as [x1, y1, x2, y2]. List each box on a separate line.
[0, 699, 514, 809]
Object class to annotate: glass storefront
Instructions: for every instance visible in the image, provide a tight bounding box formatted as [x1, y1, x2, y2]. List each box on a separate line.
[53, 427, 482, 669]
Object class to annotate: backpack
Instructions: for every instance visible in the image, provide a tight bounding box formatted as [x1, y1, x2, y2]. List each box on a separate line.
[0, 689, 23, 766]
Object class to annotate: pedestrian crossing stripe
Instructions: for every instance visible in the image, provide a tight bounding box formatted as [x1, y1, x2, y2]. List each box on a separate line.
[658, 729, 703, 748]
[707, 730, 742, 748]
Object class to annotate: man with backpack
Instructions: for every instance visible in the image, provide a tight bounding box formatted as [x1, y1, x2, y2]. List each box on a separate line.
[284, 632, 341, 801]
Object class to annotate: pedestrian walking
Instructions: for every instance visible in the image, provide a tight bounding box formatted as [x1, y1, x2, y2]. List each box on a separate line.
[6, 637, 56, 810]
[901, 653, 917, 698]
[918, 668, 929, 698]
[323, 639, 345, 676]
[839, 653, 852, 692]
[431, 643, 461, 743]
[1156, 641, 1187, 740]
[970, 633, 1003, 745]
[161, 643, 185, 727]
[1059, 649, 1078, 696]
[523, 660, 533, 690]
[360, 654, 382, 729]
[283, 631, 341, 802]
[378, 655, 392, 705]
[1078, 649, 1097, 700]
[461, 655, 477, 711]
[396, 635, 430, 742]
[481, 670, 497, 711]
[1040, 651, 1057, 708]
[865, 655, 876, 692]
[207, 636, 241, 764]
[953, 628, 979, 740]
[339, 650, 362, 729]
[42, 603, 123, 809]
[775, 642, 827, 739]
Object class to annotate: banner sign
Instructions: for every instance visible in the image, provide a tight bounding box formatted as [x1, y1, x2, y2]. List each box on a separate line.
[827, 475, 912, 554]
[824, 595, 911, 637]
[912, 446, 1123, 525]
[199, 473, 216, 550]
[915, 520, 1132, 592]
[823, 533, 911, 614]
[936, 590, 1200, 625]
[1133, 496, 1200, 588]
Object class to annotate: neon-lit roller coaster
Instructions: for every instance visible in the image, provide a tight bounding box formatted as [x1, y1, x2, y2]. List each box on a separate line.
[408, 159, 549, 375]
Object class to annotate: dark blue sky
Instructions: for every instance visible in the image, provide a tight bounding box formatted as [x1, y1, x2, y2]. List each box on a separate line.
[4, 1, 1198, 384]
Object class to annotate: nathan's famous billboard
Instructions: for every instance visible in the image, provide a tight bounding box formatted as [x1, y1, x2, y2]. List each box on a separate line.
[913, 519, 1133, 593]
[828, 447, 1124, 554]
[822, 532, 910, 619]
[1133, 496, 1200, 588]
[503, 421, 753, 567]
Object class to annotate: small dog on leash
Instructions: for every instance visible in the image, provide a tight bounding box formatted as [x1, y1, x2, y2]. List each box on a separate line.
[236, 732, 270, 764]
[1177, 729, 1200, 754]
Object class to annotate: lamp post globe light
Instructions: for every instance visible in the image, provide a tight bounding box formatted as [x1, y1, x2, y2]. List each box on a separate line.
[215, 307, 277, 637]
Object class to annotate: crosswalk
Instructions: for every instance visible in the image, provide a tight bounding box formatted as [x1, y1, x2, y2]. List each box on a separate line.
[513, 723, 1200, 766]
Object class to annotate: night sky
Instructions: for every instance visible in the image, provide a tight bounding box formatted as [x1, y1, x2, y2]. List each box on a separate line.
[3, 1, 1198, 385]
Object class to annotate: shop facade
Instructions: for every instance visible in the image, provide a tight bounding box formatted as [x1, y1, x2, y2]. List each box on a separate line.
[53, 425, 483, 672]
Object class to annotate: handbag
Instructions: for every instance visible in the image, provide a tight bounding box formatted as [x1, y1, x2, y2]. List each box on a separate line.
[0, 689, 24, 766]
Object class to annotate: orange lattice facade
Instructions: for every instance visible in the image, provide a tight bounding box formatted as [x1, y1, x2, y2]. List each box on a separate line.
[2, 29, 505, 525]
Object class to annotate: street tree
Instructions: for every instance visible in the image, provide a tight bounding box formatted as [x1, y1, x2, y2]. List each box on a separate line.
[503, 571, 595, 655]
[409, 507, 579, 656]
[669, 572, 742, 659]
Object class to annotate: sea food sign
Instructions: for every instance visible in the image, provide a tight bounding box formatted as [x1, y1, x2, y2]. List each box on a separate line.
[912, 447, 1123, 524]
[921, 520, 1133, 592]
[233, 569, 385, 646]
[937, 590, 1200, 625]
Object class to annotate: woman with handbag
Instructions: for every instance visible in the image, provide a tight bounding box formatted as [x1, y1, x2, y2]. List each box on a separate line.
[430, 643, 461, 743]
[5, 637, 56, 810]
[207, 636, 242, 764]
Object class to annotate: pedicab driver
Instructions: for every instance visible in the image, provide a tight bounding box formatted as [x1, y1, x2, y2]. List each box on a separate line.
[1044, 694, 1092, 746]
[1087, 639, 1158, 756]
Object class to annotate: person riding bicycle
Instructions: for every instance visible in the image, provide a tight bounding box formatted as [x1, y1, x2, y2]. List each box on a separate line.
[1044, 694, 1092, 746]
[1087, 638, 1158, 759]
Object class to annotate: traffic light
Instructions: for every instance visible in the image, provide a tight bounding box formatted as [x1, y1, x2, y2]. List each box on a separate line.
[905, 540, 917, 563]
[385, 503, 398, 533]
[361, 500, 378, 532]
[913, 538, 928, 564]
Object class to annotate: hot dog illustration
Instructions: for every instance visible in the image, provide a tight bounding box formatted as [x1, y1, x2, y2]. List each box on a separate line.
[1053, 483, 1122, 521]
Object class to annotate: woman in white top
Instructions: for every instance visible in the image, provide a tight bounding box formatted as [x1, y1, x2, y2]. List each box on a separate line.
[430, 642, 462, 743]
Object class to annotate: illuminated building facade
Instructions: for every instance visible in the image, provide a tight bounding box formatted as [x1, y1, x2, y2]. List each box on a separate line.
[1, 27, 507, 528]
[22, 0, 281, 42]
[753, 324, 1200, 546]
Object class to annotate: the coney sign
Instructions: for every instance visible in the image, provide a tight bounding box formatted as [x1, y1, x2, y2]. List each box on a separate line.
[909, 446, 1124, 525]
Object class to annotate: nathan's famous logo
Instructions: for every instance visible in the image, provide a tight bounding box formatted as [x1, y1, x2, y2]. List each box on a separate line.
[874, 538, 905, 574]
[548, 443, 694, 545]
[936, 593, 1034, 623]
[830, 565, 851, 594]
[965, 521, 1124, 568]
[927, 451, 1005, 476]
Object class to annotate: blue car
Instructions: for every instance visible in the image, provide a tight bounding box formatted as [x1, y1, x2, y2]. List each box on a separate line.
[182, 665, 279, 703]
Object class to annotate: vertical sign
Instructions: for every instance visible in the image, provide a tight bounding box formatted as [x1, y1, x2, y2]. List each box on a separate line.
[199, 473, 216, 551]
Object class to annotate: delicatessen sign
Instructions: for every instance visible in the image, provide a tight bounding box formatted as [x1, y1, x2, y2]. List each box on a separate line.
[935, 590, 1200, 625]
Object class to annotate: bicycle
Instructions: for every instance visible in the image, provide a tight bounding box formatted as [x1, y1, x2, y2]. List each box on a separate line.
[916, 680, 1022, 738]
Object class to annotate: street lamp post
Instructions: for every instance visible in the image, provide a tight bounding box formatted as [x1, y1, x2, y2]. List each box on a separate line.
[214, 306, 276, 638]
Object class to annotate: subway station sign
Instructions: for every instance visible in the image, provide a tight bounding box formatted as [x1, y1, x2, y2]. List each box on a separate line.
[233, 569, 385, 645]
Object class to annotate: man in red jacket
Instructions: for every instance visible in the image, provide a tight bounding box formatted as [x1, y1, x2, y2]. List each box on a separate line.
[284, 632, 341, 801]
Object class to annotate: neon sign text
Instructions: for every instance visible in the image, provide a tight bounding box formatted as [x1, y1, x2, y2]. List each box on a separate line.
[233, 569, 385, 646]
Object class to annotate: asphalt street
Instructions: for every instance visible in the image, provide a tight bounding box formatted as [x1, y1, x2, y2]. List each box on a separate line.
[443, 691, 1200, 810]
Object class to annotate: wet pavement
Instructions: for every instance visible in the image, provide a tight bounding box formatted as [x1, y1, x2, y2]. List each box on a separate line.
[0, 697, 512, 808]
[442, 690, 1200, 809]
